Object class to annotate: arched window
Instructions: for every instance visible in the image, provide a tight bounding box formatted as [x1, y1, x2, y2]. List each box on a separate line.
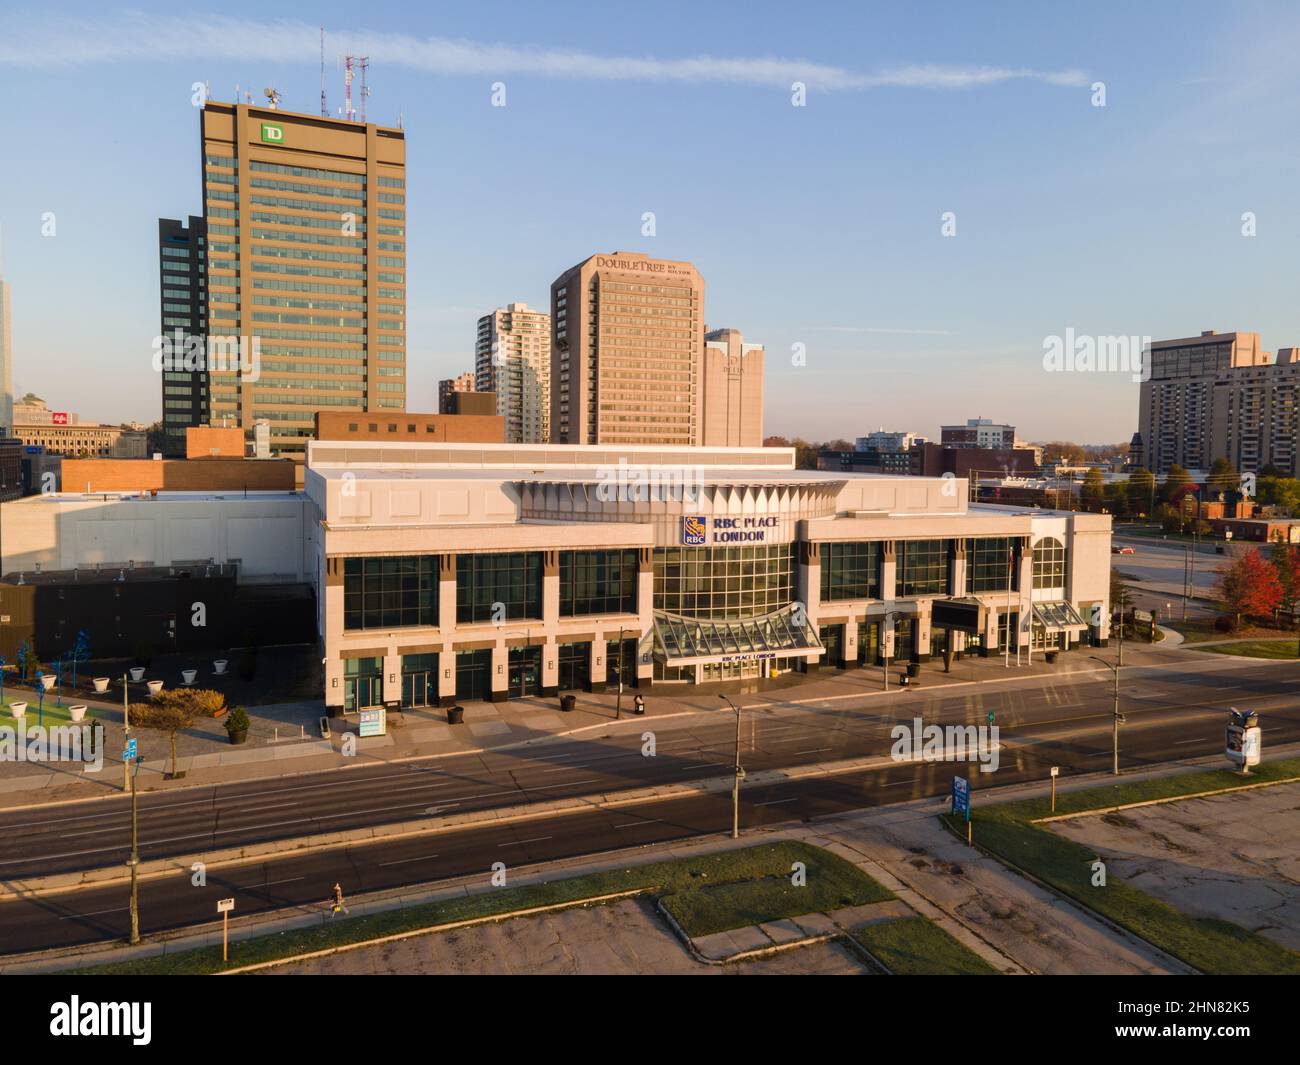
[1032, 537, 1066, 590]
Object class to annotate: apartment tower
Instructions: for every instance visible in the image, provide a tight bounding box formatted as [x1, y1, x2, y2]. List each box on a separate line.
[475, 303, 551, 443]
[438, 372, 475, 414]
[550, 252, 704, 445]
[200, 100, 407, 457]
[1136, 330, 1300, 475]
[157, 216, 209, 456]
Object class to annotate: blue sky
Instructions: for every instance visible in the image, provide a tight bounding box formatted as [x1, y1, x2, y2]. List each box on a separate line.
[2, 1, 1300, 442]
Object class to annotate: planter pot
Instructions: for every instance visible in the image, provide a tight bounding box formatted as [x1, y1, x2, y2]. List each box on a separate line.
[39, 674, 56, 692]
[68, 705, 88, 722]
[129, 667, 146, 683]
[560, 694, 576, 712]
[447, 705, 465, 725]
[9, 702, 27, 718]
[227, 729, 248, 745]
[181, 669, 198, 686]
[213, 659, 229, 675]
[146, 680, 164, 696]
[92, 677, 110, 693]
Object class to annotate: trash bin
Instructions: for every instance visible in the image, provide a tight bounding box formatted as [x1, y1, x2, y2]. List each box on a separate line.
[447, 705, 465, 724]
[907, 662, 920, 678]
[560, 694, 576, 712]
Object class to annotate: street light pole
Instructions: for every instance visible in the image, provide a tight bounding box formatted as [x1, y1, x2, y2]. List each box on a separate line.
[128, 755, 140, 944]
[1090, 655, 1122, 776]
[615, 627, 625, 721]
[719, 695, 743, 838]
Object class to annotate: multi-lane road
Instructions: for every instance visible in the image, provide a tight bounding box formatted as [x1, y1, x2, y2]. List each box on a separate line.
[2, 654, 1297, 955]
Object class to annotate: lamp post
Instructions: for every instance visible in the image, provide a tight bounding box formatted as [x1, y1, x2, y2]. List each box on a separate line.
[718, 695, 745, 839]
[881, 609, 902, 690]
[615, 626, 625, 721]
[1089, 655, 1124, 776]
[127, 753, 141, 944]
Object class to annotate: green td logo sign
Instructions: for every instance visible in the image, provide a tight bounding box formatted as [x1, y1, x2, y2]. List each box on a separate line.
[260, 123, 284, 144]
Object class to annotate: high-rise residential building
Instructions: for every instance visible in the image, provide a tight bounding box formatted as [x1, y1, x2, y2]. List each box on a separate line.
[475, 303, 551, 443]
[940, 418, 1016, 449]
[550, 252, 704, 445]
[438, 372, 475, 414]
[1137, 329, 1300, 476]
[158, 216, 208, 456]
[0, 241, 12, 437]
[855, 430, 928, 452]
[700, 328, 763, 446]
[200, 100, 407, 457]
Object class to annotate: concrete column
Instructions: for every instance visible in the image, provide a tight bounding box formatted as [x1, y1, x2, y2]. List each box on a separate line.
[489, 644, 509, 702]
[951, 539, 967, 597]
[437, 647, 456, 706]
[982, 608, 999, 658]
[382, 651, 401, 708]
[324, 555, 346, 713]
[882, 612, 897, 659]
[541, 639, 558, 697]
[843, 618, 860, 668]
[916, 602, 932, 661]
[880, 541, 897, 602]
[543, 549, 560, 625]
[798, 541, 820, 672]
[590, 640, 606, 693]
[438, 553, 457, 633]
[1018, 543, 1035, 651]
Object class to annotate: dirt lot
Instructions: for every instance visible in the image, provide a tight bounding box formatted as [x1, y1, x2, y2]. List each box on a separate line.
[1051, 781, 1300, 951]
[260, 897, 868, 975]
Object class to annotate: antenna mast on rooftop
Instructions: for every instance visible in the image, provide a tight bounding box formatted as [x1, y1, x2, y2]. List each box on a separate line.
[319, 27, 328, 116]
[359, 56, 370, 123]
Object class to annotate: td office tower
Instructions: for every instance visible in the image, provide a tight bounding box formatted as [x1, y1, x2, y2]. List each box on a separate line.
[200, 101, 407, 456]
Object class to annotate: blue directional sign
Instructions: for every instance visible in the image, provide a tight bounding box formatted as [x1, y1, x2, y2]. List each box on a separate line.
[123, 738, 137, 762]
[951, 775, 970, 819]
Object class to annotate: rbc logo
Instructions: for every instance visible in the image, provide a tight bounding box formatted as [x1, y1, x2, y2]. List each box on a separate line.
[682, 516, 707, 546]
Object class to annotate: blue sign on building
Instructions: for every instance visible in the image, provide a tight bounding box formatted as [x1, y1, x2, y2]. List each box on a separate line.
[682, 515, 707, 546]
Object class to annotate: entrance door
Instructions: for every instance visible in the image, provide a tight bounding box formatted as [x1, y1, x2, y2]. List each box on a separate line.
[558, 642, 590, 691]
[401, 672, 431, 707]
[508, 646, 542, 698]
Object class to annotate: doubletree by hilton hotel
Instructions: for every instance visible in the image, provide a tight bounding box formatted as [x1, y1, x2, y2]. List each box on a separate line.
[308, 441, 1111, 711]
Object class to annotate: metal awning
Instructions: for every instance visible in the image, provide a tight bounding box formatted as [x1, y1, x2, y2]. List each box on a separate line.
[1032, 601, 1087, 631]
[652, 606, 824, 667]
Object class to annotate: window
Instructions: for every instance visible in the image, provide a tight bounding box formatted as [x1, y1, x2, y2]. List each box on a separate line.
[653, 545, 793, 620]
[560, 550, 637, 616]
[820, 541, 880, 601]
[343, 556, 438, 630]
[457, 552, 543, 623]
[897, 539, 951, 597]
[968, 538, 1020, 593]
[1032, 537, 1066, 590]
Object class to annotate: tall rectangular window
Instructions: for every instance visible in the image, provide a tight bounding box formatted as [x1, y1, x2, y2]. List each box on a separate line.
[343, 556, 438, 630]
[897, 539, 952, 597]
[559, 549, 637, 616]
[457, 552, 543, 623]
[968, 538, 1020, 593]
[819, 541, 880, 601]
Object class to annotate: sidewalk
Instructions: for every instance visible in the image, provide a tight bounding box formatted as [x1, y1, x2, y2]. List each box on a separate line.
[0, 637, 1229, 808]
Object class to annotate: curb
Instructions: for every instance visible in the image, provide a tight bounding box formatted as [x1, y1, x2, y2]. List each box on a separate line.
[1032, 774, 1300, 824]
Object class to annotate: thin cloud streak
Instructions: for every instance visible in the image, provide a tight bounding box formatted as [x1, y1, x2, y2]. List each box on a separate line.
[0, 13, 1089, 92]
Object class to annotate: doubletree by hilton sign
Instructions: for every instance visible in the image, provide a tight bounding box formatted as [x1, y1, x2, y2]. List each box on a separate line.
[596, 255, 694, 277]
[683, 515, 778, 546]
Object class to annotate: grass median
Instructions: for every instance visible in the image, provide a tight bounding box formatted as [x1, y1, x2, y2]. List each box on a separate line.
[75, 841, 889, 976]
[944, 758, 1300, 975]
[1193, 640, 1300, 660]
[851, 917, 999, 975]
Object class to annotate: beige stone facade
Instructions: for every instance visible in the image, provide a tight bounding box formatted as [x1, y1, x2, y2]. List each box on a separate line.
[701, 328, 764, 446]
[550, 252, 704, 446]
[306, 441, 1111, 711]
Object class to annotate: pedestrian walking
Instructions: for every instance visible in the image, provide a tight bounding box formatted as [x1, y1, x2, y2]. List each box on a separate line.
[331, 882, 348, 916]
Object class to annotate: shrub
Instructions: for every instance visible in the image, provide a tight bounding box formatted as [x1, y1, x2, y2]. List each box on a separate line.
[224, 706, 250, 734]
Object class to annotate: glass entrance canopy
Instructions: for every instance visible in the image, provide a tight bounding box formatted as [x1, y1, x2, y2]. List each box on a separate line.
[652, 605, 824, 667]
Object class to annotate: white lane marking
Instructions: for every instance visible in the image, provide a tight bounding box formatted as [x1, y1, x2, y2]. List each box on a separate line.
[792, 748, 833, 755]
[498, 836, 552, 847]
[59, 906, 128, 920]
[755, 798, 799, 806]
[541, 763, 591, 773]
[613, 819, 662, 829]
[528, 779, 599, 791]
[380, 854, 440, 867]
[259, 877, 306, 888]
